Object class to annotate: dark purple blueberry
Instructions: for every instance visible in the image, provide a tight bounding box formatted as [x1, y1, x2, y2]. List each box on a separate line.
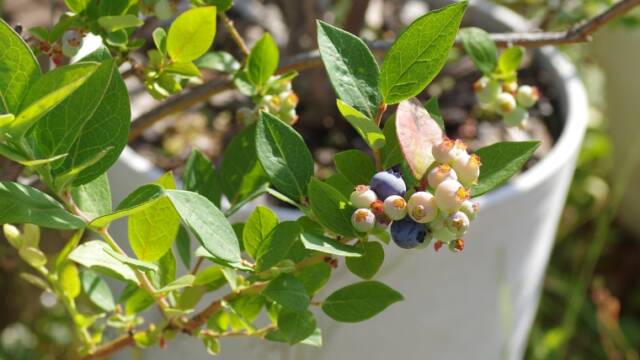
[370, 170, 406, 200]
[390, 217, 427, 249]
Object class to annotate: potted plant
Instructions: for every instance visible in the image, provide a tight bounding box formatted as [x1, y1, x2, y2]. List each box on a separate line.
[0, 0, 632, 359]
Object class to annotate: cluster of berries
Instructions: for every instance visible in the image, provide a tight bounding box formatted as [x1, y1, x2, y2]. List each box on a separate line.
[473, 76, 539, 127]
[30, 29, 84, 66]
[350, 139, 480, 252]
[237, 78, 299, 125]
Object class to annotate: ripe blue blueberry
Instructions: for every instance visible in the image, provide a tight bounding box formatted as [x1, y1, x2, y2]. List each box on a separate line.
[370, 170, 406, 200]
[390, 217, 428, 249]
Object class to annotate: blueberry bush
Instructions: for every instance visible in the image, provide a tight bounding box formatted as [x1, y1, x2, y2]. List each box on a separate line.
[0, 0, 630, 358]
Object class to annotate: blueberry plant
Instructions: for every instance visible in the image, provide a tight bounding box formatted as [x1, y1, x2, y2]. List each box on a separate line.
[0, 0, 631, 358]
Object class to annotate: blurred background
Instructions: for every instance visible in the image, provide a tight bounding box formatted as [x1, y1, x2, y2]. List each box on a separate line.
[1, 0, 639, 359]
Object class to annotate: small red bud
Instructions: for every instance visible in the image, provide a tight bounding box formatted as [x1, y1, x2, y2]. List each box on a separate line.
[434, 240, 444, 252]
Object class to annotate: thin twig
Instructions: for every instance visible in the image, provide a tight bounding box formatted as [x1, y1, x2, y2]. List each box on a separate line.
[128, 0, 640, 141]
[221, 12, 250, 57]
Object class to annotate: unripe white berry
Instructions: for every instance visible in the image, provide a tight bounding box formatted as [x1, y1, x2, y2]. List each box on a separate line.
[502, 81, 518, 94]
[475, 77, 501, 106]
[351, 208, 376, 233]
[456, 154, 481, 186]
[3, 224, 23, 249]
[432, 226, 456, 243]
[427, 163, 457, 189]
[496, 92, 517, 114]
[516, 85, 539, 108]
[350, 185, 378, 208]
[503, 107, 529, 127]
[446, 211, 470, 237]
[407, 191, 438, 223]
[432, 138, 455, 164]
[383, 195, 407, 221]
[460, 200, 480, 221]
[435, 179, 469, 214]
[62, 30, 83, 48]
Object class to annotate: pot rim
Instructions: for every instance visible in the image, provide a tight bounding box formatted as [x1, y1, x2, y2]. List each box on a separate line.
[118, 2, 588, 213]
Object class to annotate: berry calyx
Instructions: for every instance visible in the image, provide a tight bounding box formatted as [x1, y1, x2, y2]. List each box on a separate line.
[351, 208, 376, 233]
[449, 239, 465, 252]
[407, 191, 438, 223]
[433, 240, 444, 252]
[432, 138, 455, 164]
[350, 185, 377, 208]
[383, 195, 407, 221]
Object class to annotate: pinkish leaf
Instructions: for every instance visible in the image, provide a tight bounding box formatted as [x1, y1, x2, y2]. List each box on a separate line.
[395, 98, 444, 179]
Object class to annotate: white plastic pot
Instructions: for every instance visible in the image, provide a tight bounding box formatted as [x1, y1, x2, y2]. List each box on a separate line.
[110, 2, 587, 359]
[592, 28, 640, 238]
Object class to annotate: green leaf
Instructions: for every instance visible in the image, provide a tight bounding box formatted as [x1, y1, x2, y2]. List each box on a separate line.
[220, 124, 269, 206]
[243, 206, 278, 260]
[266, 327, 322, 347]
[30, 60, 131, 186]
[317, 21, 381, 119]
[277, 310, 316, 344]
[0, 19, 40, 114]
[195, 51, 240, 73]
[459, 27, 497, 75]
[156, 274, 195, 293]
[152, 27, 167, 54]
[103, 247, 159, 273]
[472, 141, 540, 197]
[193, 266, 225, 287]
[346, 241, 384, 279]
[10, 63, 97, 138]
[97, 15, 143, 32]
[166, 190, 241, 263]
[308, 178, 356, 237]
[80, 270, 115, 311]
[379, 2, 467, 104]
[296, 262, 331, 296]
[0, 181, 85, 229]
[300, 232, 363, 257]
[183, 149, 221, 207]
[65, 0, 91, 13]
[336, 100, 385, 150]
[125, 289, 154, 314]
[424, 97, 444, 130]
[90, 184, 165, 228]
[498, 46, 524, 76]
[334, 149, 375, 186]
[167, 6, 217, 62]
[155, 248, 176, 287]
[322, 281, 403, 322]
[164, 62, 201, 77]
[256, 221, 300, 272]
[325, 173, 354, 198]
[129, 175, 180, 262]
[71, 173, 112, 220]
[69, 240, 139, 284]
[396, 98, 444, 179]
[255, 112, 314, 201]
[380, 116, 403, 169]
[246, 33, 278, 87]
[175, 226, 191, 269]
[263, 274, 309, 311]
